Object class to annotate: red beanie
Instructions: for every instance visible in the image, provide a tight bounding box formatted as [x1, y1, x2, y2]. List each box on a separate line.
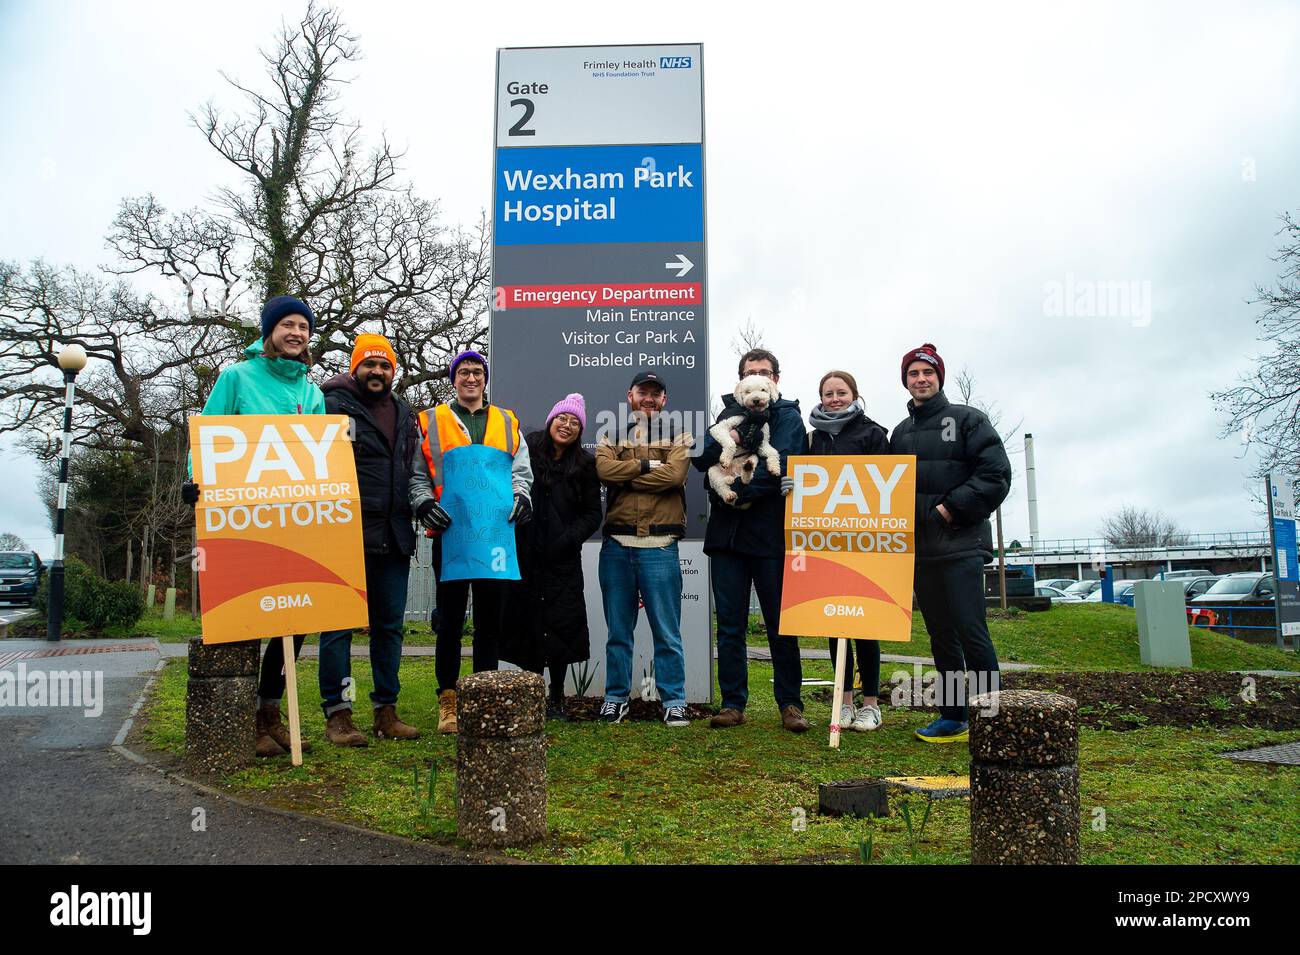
[901, 343, 944, 388]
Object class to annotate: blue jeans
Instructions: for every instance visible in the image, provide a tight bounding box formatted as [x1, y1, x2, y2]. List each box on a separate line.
[319, 550, 410, 716]
[712, 551, 804, 712]
[598, 538, 687, 709]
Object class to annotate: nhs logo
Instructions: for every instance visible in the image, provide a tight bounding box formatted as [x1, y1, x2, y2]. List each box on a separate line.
[660, 56, 692, 69]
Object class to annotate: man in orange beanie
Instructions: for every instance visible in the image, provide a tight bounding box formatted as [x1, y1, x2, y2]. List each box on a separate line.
[316, 333, 430, 745]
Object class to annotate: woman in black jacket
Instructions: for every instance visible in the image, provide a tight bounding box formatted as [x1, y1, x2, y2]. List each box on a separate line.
[808, 370, 890, 733]
[501, 394, 603, 720]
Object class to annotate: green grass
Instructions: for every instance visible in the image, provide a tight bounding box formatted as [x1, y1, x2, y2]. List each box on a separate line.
[750, 603, 1300, 673]
[128, 602, 1298, 673]
[141, 653, 1300, 864]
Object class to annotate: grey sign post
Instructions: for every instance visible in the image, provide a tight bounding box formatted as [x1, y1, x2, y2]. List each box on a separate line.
[489, 44, 713, 702]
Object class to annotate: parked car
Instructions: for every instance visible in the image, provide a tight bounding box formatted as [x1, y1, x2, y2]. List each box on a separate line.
[1160, 569, 1213, 580]
[1064, 579, 1102, 598]
[1036, 585, 1084, 604]
[1179, 575, 1221, 600]
[0, 551, 44, 605]
[1038, 578, 1077, 591]
[1085, 579, 1141, 603]
[1190, 573, 1276, 605]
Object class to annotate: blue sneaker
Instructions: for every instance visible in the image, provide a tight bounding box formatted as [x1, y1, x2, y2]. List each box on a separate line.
[914, 718, 969, 744]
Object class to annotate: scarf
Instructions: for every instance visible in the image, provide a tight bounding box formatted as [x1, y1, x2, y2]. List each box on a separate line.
[808, 400, 862, 435]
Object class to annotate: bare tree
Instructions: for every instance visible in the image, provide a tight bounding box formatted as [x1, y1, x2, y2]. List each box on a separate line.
[0, 532, 27, 551]
[730, 316, 766, 359]
[954, 365, 1023, 442]
[1212, 208, 1300, 477]
[0, 2, 488, 582]
[1100, 505, 1187, 548]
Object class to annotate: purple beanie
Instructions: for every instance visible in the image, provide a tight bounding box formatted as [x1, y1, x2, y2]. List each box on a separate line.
[546, 393, 587, 432]
[449, 349, 488, 383]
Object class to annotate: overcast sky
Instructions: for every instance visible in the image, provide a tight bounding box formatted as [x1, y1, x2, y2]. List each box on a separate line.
[2, 0, 1297, 558]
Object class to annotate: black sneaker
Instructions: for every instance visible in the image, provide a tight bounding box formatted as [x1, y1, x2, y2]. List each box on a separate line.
[598, 700, 629, 724]
[663, 705, 690, 727]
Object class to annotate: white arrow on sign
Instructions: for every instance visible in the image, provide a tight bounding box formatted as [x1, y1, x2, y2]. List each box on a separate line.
[664, 254, 694, 278]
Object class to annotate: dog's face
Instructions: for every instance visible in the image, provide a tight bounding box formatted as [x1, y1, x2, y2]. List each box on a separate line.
[734, 374, 779, 412]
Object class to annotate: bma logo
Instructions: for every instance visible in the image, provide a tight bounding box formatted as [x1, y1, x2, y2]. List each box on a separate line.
[260, 593, 314, 611]
[824, 603, 865, 617]
[660, 56, 692, 69]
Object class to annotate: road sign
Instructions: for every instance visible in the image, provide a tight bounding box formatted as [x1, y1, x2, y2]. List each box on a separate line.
[1266, 472, 1299, 648]
[490, 44, 712, 702]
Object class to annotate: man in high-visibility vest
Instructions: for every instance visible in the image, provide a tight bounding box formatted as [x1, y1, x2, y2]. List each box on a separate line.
[410, 349, 533, 734]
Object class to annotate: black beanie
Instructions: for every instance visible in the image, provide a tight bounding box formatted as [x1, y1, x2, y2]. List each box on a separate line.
[260, 296, 316, 340]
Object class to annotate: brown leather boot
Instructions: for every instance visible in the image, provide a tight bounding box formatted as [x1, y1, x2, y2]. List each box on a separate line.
[259, 702, 313, 754]
[709, 707, 745, 728]
[436, 689, 458, 734]
[324, 709, 369, 747]
[781, 705, 810, 733]
[254, 705, 286, 757]
[373, 704, 421, 740]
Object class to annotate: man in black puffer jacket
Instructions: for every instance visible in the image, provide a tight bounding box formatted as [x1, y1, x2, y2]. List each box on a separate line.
[317, 335, 426, 746]
[694, 349, 808, 733]
[889, 343, 1011, 744]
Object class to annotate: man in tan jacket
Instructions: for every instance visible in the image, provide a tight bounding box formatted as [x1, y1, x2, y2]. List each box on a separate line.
[594, 371, 693, 727]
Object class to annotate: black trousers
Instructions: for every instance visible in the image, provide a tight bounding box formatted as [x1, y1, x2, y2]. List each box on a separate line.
[913, 555, 1000, 722]
[431, 535, 504, 694]
[827, 637, 881, 697]
[258, 634, 306, 702]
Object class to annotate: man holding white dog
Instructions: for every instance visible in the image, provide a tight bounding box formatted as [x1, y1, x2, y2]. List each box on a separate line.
[694, 348, 808, 732]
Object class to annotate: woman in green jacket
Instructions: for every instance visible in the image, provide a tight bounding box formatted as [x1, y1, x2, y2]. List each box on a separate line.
[184, 296, 325, 757]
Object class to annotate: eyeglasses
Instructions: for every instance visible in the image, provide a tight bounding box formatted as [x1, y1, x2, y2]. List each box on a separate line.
[455, 368, 485, 380]
[745, 369, 775, 379]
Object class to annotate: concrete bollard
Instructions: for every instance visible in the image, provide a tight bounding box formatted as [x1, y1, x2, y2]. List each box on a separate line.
[969, 689, 1080, 865]
[185, 637, 259, 775]
[455, 670, 548, 848]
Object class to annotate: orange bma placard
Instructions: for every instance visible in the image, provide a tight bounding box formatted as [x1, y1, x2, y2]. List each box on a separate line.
[779, 454, 917, 641]
[188, 414, 368, 644]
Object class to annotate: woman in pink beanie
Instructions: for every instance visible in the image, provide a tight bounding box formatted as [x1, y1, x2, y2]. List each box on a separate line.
[500, 394, 602, 719]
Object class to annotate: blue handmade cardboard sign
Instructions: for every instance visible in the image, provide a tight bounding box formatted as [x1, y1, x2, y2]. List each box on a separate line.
[438, 444, 520, 582]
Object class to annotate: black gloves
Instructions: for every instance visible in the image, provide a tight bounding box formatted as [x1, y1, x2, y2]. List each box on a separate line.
[181, 482, 200, 506]
[509, 494, 532, 525]
[416, 499, 452, 533]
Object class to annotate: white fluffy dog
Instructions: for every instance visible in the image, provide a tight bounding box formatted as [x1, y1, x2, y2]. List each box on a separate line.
[707, 374, 783, 504]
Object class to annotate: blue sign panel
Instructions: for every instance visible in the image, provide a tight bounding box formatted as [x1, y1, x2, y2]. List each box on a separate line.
[437, 445, 520, 582]
[495, 143, 703, 246]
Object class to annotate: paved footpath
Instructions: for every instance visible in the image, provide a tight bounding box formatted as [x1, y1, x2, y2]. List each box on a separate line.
[0, 638, 472, 864]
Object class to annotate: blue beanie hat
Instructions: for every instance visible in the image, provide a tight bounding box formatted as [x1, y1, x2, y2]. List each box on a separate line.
[449, 349, 489, 384]
[260, 296, 316, 340]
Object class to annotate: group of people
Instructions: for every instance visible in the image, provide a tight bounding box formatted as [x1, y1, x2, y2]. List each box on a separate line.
[185, 294, 1012, 757]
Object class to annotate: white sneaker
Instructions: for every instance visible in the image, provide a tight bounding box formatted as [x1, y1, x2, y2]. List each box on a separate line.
[837, 703, 856, 729]
[851, 704, 882, 732]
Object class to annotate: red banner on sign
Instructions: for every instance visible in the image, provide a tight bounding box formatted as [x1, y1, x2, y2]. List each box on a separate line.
[498, 283, 702, 309]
